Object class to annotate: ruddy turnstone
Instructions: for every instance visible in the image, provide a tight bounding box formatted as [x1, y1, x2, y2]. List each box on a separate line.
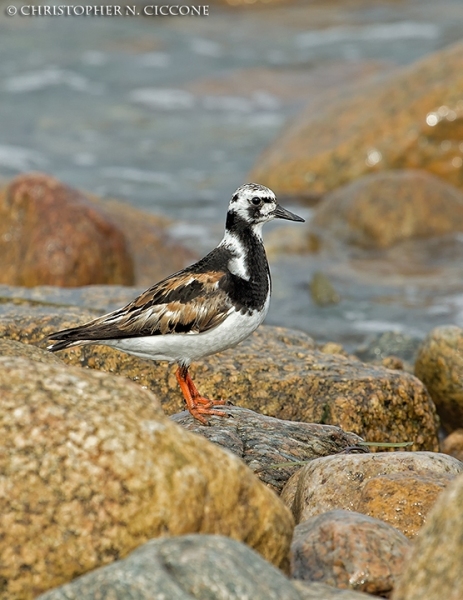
[47, 183, 304, 424]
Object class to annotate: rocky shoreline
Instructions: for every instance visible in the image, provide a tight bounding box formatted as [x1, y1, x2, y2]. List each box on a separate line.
[1, 281, 463, 599]
[2, 31, 463, 600]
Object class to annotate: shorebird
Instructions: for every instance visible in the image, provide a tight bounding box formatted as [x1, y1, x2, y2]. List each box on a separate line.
[47, 183, 304, 424]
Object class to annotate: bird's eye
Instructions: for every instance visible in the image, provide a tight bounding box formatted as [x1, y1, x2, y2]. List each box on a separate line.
[251, 197, 261, 206]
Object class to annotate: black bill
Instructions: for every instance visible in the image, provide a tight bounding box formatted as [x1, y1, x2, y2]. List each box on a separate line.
[272, 203, 305, 222]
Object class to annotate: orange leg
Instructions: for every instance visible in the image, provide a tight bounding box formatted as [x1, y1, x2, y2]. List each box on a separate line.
[176, 365, 228, 425]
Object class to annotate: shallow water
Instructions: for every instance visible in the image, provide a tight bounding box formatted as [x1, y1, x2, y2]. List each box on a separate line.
[1, 0, 463, 350]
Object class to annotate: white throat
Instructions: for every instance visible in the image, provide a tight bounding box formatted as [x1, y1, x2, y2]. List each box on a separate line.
[220, 230, 250, 281]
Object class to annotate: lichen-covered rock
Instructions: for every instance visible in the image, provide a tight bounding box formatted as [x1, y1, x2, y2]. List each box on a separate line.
[414, 325, 463, 432]
[37, 535, 304, 600]
[0, 287, 439, 451]
[281, 452, 463, 538]
[172, 405, 365, 493]
[311, 171, 463, 249]
[250, 41, 463, 196]
[0, 293, 439, 451]
[291, 510, 411, 597]
[393, 472, 463, 600]
[0, 356, 293, 599]
[0, 173, 134, 287]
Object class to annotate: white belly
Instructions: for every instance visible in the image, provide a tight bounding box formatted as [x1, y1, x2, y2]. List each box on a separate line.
[101, 302, 269, 364]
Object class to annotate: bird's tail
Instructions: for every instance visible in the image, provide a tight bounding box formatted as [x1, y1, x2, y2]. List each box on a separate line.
[46, 324, 96, 352]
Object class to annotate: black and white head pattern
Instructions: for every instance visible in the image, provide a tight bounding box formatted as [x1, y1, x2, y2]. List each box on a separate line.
[228, 183, 278, 230]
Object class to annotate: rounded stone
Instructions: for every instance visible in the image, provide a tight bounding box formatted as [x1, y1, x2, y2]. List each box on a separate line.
[291, 510, 411, 596]
[393, 472, 463, 600]
[0, 173, 134, 287]
[0, 298, 439, 452]
[281, 451, 463, 538]
[414, 325, 463, 432]
[0, 356, 293, 599]
[311, 170, 463, 249]
[250, 41, 463, 196]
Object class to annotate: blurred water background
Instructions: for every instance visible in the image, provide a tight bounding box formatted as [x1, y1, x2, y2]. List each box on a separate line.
[1, 0, 463, 352]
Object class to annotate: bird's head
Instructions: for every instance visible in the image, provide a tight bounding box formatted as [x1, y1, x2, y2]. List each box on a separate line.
[226, 183, 304, 232]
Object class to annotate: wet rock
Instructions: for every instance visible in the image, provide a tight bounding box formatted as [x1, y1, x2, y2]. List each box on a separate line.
[441, 428, 463, 462]
[393, 472, 463, 600]
[37, 534, 303, 600]
[0, 172, 134, 287]
[281, 452, 463, 538]
[0, 294, 439, 451]
[309, 272, 341, 306]
[0, 356, 293, 599]
[311, 171, 463, 250]
[291, 510, 411, 598]
[172, 405, 365, 493]
[355, 332, 423, 373]
[414, 325, 463, 432]
[294, 581, 376, 599]
[250, 41, 463, 196]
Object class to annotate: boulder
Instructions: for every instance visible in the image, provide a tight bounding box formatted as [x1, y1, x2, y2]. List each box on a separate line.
[0, 286, 440, 451]
[393, 472, 463, 600]
[311, 170, 463, 249]
[0, 356, 293, 599]
[0, 295, 439, 451]
[250, 41, 463, 196]
[0, 173, 134, 287]
[414, 325, 463, 432]
[37, 535, 304, 600]
[291, 510, 411, 597]
[173, 405, 365, 493]
[0, 173, 194, 288]
[281, 451, 463, 538]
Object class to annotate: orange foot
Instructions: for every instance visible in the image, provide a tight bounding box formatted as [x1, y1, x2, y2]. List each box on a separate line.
[176, 365, 229, 425]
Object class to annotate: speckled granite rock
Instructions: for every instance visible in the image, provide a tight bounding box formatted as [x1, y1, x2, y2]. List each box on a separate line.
[172, 406, 365, 493]
[441, 428, 463, 462]
[291, 510, 411, 598]
[0, 290, 439, 451]
[0, 338, 63, 364]
[311, 171, 463, 249]
[37, 535, 303, 600]
[0, 173, 134, 287]
[0, 357, 293, 600]
[414, 325, 463, 432]
[393, 472, 463, 600]
[281, 452, 463, 538]
[250, 41, 463, 195]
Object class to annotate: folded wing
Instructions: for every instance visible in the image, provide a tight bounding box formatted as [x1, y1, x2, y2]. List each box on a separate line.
[47, 270, 233, 351]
